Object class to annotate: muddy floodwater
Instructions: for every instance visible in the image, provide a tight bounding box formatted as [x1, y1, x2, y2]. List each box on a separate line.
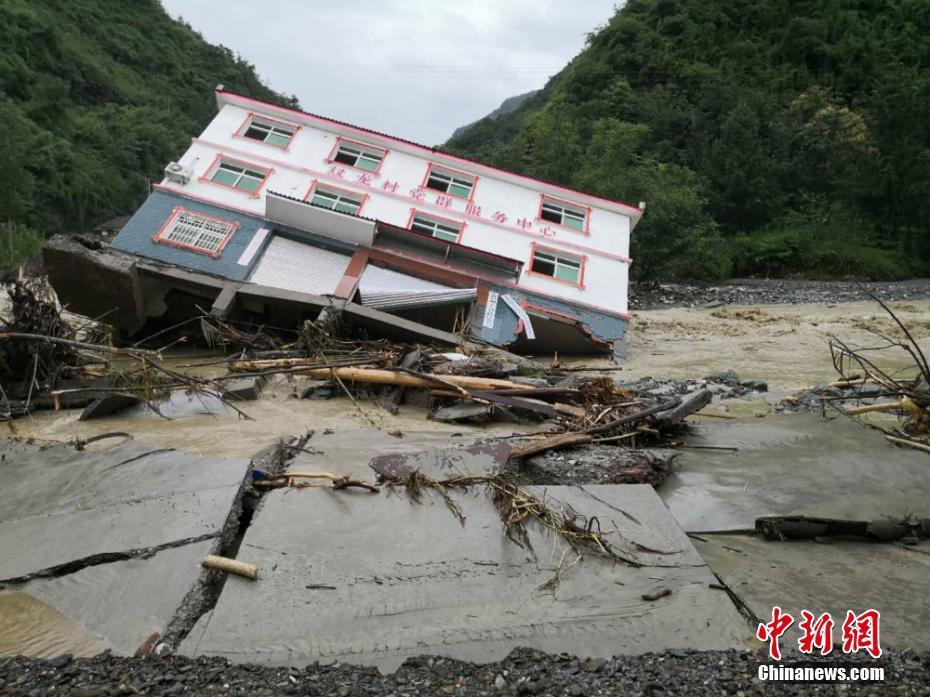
[0, 592, 109, 658]
[4, 298, 930, 660]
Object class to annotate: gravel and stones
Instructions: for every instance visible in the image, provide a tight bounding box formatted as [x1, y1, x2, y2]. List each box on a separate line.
[0, 647, 924, 696]
[630, 278, 930, 310]
[619, 370, 767, 401]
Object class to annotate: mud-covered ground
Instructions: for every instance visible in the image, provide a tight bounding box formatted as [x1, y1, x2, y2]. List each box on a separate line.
[1, 648, 923, 696]
[619, 298, 930, 391]
[629, 278, 930, 310]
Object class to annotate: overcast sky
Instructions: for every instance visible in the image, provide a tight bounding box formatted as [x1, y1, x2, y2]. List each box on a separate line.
[160, 1, 619, 145]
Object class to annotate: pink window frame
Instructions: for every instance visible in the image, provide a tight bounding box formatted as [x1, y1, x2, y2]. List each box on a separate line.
[421, 162, 479, 203]
[304, 179, 370, 217]
[151, 206, 240, 259]
[406, 208, 466, 244]
[526, 241, 587, 289]
[233, 111, 301, 151]
[198, 153, 274, 199]
[324, 136, 388, 176]
[536, 194, 592, 236]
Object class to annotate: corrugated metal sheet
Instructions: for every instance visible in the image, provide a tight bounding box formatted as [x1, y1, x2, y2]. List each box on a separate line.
[248, 236, 351, 295]
[357, 265, 476, 310]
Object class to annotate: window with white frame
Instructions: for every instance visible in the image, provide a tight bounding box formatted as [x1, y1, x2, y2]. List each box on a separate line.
[425, 165, 475, 199]
[540, 197, 587, 231]
[410, 213, 462, 243]
[157, 209, 238, 256]
[333, 140, 385, 172]
[241, 116, 297, 148]
[530, 247, 583, 284]
[308, 185, 365, 215]
[209, 159, 269, 193]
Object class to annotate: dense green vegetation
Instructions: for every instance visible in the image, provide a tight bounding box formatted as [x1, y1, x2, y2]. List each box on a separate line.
[446, 0, 930, 280]
[0, 0, 293, 270]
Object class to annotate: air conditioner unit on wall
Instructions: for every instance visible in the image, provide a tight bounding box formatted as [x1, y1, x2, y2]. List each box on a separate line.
[164, 161, 193, 185]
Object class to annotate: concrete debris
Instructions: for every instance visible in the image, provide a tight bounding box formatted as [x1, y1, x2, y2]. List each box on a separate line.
[0, 439, 250, 583]
[431, 402, 494, 423]
[369, 442, 511, 480]
[219, 376, 265, 401]
[180, 484, 746, 671]
[78, 393, 141, 421]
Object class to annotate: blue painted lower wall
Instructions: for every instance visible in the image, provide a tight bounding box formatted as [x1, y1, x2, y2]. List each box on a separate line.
[111, 189, 355, 281]
[478, 285, 626, 354]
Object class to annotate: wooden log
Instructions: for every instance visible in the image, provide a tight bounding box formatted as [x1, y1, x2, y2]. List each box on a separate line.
[846, 401, 904, 416]
[885, 435, 930, 454]
[508, 433, 594, 460]
[202, 554, 258, 580]
[293, 367, 528, 391]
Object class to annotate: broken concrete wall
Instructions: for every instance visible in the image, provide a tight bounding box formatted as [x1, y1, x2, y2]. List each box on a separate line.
[476, 285, 626, 356]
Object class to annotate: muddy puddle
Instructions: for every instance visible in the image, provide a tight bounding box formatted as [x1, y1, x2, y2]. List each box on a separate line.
[0, 592, 109, 658]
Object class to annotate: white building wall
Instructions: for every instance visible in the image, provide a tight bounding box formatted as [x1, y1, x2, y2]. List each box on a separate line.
[161, 99, 637, 314]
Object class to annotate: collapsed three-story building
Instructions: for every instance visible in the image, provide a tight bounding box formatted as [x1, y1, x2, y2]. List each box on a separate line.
[58, 89, 643, 356]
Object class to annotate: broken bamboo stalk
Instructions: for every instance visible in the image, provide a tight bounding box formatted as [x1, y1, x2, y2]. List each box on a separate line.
[885, 435, 930, 454]
[846, 401, 905, 416]
[293, 367, 529, 391]
[202, 554, 258, 580]
[508, 433, 594, 460]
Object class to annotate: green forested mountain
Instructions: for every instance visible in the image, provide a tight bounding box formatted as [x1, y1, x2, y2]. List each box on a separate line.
[0, 0, 293, 268]
[446, 0, 930, 280]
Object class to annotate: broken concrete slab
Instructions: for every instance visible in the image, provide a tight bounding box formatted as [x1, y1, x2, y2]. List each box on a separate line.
[369, 441, 511, 480]
[694, 534, 930, 651]
[0, 439, 250, 582]
[16, 539, 216, 656]
[79, 393, 142, 420]
[181, 484, 747, 671]
[285, 429, 517, 481]
[653, 389, 713, 430]
[220, 376, 265, 401]
[661, 413, 930, 532]
[430, 402, 493, 423]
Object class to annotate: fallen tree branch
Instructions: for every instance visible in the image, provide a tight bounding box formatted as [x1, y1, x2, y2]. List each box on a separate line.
[0, 332, 160, 357]
[254, 471, 380, 493]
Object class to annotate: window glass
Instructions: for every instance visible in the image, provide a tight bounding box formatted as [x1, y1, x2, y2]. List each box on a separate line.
[334, 142, 384, 171]
[531, 248, 581, 284]
[425, 167, 475, 198]
[411, 214, 461, 242]
[309, 186, 363, 215]
[541, 199, 587, 230]
[242, 118, 296, 147]
[159, 210, 236, 255]
[211, 161, 267, 193]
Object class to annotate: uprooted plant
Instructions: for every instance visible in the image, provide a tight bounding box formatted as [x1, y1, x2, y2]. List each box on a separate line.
[822, 291, 930, 453]
[387, 469, 645, 567]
